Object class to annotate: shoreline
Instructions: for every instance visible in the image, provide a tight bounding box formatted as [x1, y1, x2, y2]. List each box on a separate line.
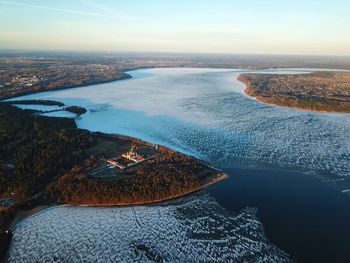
[238, 74, 350, 114]
[65, 172, 228, 207]
[1, 73, 132, 101]
[0, 98, 228, 262]
[3, 67, 349, 114]
[2, 146, 227, 262]
[9, 173, 228, 232]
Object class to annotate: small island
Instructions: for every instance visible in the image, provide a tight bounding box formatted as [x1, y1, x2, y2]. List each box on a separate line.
[64, 105, 87, 116]
[238, 72, 350, 113]
[0, 102, 226, 261]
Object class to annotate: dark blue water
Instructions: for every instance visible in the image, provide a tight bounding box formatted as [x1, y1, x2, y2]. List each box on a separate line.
[208, 168, 350, 263]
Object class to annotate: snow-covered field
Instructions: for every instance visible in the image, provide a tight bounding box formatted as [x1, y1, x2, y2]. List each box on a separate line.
[12, 104, 63, 112]
[40, 110, 77, 118]
[11, 104, 77, 118]
[8, 194, 292, 263]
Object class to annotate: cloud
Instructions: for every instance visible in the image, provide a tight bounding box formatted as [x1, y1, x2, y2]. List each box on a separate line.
[0, 0, 142, 20]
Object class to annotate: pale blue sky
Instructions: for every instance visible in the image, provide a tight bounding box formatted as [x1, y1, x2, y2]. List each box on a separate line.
[0, 0, 349, 55]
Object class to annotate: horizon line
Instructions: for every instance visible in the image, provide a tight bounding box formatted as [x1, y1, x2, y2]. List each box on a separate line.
[0, 48, 350, 58]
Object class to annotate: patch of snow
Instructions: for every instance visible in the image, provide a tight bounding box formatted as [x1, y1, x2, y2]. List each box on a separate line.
[9, 194, 293, 263]
[12, 104, 63, 112]
[40, 111, 77, 118]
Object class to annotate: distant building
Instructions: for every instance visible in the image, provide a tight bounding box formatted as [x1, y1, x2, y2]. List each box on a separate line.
[122, 145, 145, 163]
[104, 145, 146, 170]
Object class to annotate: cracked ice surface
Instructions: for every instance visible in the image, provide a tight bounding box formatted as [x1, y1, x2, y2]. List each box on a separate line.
[8, 194, 292, 263]
[11, 68, 350, 179]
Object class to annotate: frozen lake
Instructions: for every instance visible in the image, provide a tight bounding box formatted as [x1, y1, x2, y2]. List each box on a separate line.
[9, 194, 291, 263]
[10, 68, 350, 180]
[8, 68, 350, 262]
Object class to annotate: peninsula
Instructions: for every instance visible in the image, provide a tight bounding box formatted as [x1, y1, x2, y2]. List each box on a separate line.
[238, 72, 350, 113]
[0, 101, 226, 261]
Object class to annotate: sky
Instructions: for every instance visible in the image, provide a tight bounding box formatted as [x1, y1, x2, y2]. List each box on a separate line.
[0, 0, 350, 55]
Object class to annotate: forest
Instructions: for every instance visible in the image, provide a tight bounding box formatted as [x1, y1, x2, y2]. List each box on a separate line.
[0, 102, 96, 261]
[46, 152, 205, 205]
[0, 103, 94, 201]
[0, 103, 221, 232]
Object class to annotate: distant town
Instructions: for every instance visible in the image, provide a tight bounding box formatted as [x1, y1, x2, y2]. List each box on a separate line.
[2, 51, 350, 100]
[0, 56, 130, 99]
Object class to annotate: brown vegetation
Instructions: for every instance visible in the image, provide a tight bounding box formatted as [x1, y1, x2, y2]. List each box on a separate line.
[238, 72, 350, 112]
[0, 103, 223, 233]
